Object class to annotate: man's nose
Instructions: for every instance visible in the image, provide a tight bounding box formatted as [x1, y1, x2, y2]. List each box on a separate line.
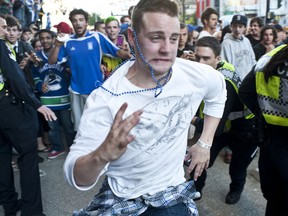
[160, 39, 172, 53]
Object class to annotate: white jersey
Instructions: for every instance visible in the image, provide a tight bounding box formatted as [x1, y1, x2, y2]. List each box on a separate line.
[64, 58, 226, 199]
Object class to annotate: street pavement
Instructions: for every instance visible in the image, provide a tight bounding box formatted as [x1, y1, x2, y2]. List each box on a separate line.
[0, 149, 266, 216]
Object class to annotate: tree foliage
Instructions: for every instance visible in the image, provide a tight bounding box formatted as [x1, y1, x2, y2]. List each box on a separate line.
[88, 13, 103, 26]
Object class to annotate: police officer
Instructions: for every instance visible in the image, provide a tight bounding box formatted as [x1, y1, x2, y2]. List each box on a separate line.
[239, 44, 288, 216]
[191, 37, 258, 204]
[0, 16, 56, 216]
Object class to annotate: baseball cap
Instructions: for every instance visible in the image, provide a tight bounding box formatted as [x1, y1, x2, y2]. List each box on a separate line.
[53, 22, 72, 34]
[231, 15, 248, 26]
[187, 24, 198, 33]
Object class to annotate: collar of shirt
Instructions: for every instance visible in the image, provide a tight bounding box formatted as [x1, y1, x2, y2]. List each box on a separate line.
[71, 31, 92, 39]
[13, 41, 19, 53]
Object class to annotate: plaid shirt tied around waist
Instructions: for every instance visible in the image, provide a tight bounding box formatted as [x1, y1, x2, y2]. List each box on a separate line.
[73, 178, 199, 216]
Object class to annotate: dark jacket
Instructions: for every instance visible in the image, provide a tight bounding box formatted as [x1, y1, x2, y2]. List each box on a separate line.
[14, 40, 35, 88]
[0, 39, 41, 109]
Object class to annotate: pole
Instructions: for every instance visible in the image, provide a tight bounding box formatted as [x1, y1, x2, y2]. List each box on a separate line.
[182, 0, 185, 23]
[199, 0, 202, 25]
[265, 0, 270, 24]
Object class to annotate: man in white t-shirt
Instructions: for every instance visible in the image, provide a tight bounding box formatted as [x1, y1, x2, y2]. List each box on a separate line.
[64, 0, 226, 215]
[198, 7, 219, 39]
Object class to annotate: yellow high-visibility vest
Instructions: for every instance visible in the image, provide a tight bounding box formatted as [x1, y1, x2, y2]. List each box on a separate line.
[255, 44, 288, 126]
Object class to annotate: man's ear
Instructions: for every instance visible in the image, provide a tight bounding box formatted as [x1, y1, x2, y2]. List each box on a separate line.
[216, 55, 221, 64]
[127, 27, 134, 47]
[203, 19, 207, 25]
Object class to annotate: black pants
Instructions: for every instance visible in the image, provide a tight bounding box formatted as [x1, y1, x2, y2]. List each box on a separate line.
[0, 97, 43, 216]
[259, 125, 288, 216]
[194, 118, 258, 194]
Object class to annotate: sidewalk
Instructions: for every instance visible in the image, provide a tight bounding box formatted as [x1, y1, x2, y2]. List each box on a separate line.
[0, 150, 266, 216]
[196, 151, 265, 216]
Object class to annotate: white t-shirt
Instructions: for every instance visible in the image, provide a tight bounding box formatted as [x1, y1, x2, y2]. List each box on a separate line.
[64, 58, 226, 199]
[198, 30, 213, 39]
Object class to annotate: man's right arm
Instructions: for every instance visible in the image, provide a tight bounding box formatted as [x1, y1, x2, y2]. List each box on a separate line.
[64, 102, 142, 189]
[98, 33, 132, 60]
[117, 48, 132, 60]
[48, 41, 63, 64]
[73, 144, 111, 187]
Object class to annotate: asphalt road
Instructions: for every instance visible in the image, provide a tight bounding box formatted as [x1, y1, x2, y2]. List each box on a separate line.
[0, 149, 266, 216]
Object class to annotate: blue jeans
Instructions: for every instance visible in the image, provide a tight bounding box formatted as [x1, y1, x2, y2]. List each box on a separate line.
[48, 109, 75, 151]
[140, 203, 190, 216]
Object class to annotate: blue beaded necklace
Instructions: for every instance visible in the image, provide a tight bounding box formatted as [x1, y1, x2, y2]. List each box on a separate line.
[95, 30, 172, 98]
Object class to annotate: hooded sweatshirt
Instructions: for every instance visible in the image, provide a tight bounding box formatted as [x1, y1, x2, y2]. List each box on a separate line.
[221, 33, 256, 81]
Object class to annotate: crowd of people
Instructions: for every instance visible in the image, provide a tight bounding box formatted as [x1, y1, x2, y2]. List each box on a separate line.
[0, 0, 287, 215]
[175, 6, 288, 216]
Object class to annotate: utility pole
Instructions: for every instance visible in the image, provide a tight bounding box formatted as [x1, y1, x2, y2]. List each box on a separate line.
[265, 0, 270, 24]
[182, 0, 185, 23]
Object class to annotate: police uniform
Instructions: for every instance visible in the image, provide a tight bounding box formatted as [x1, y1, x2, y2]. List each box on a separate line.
[0, 39, 45, 216]
[239, 44, 288, 215]
[255, 44, 288, 215]
[193, 61, 258, 204]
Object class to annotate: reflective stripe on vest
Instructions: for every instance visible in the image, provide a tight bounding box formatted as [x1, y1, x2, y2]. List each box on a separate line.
[255, 45, 288, 126]
[217, 61, 241, 92]
[218, 61, 253, 120]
